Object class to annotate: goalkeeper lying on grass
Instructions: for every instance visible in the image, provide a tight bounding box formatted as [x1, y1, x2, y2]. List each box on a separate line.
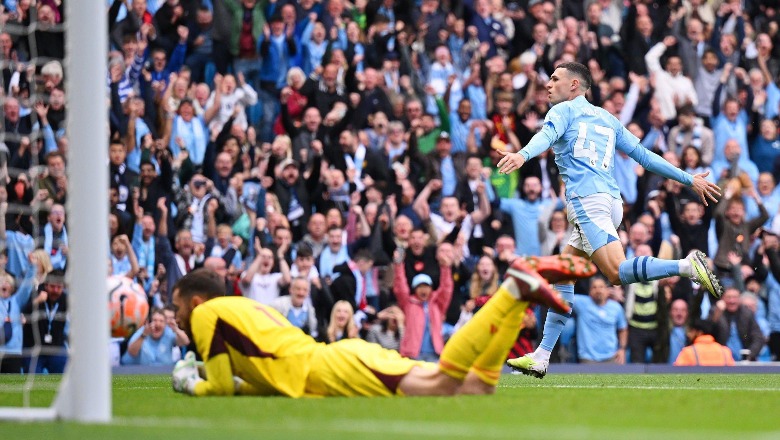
[171, 256, 595, 397]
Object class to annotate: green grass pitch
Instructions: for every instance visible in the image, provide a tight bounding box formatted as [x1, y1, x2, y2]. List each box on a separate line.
[1, 374, 779, 439]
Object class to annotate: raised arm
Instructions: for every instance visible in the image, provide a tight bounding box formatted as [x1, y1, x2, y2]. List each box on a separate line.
[121, 234, 140, 279]
[277, 256, 291, 288]
[241, 254, 263, 287]
[392, 250, 411, 308]
[412, 179, 442, 223]
[432, 258, 453, 313]
[468, 181, 492, 225]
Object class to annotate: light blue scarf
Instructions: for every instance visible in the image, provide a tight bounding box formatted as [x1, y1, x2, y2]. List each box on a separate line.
[44, 223, 68, 270]
[318, 246, 349, 279]
[170, 115, 207, 165]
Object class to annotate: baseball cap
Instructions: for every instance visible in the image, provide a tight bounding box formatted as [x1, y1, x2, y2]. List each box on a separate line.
[437, 131, 451, 141]
[412, 274, 433, 289]
[647, 190, 661, 199]
[528, 0, 542, 7]
[279, 158, 299, 170]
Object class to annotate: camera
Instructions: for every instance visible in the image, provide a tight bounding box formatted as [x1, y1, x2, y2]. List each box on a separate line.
[143, 60, 152, 72]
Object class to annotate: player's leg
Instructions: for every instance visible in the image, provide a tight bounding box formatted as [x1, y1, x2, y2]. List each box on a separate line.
[439, 258, 583, 389]
[438, 278, 530, 385]
[570, 195, 722, 296]
[459, 305, 528, 394]
[595, 239, 723, 297]
[506, 244, 587, 378]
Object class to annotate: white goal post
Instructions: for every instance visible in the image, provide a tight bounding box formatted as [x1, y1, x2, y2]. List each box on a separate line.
[0, 0, 109, 422]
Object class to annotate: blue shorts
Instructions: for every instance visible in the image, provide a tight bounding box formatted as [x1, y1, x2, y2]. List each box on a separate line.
[566, 194, 623, 256]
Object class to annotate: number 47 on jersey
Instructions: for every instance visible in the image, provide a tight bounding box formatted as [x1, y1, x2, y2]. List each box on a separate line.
[573, 122, 615, 170]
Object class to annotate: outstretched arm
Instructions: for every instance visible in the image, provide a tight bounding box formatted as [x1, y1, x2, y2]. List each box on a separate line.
[496, 120, 559, 174]
[618, 128, 720, 206]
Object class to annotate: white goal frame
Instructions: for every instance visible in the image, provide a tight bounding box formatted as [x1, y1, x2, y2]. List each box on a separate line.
[0, 0, 110, 422]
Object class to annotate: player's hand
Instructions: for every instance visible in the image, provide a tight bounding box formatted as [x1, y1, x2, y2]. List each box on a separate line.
[496, 150, 526, 174]
[690, 171, 721, 207]
[172, 351, 203, 395]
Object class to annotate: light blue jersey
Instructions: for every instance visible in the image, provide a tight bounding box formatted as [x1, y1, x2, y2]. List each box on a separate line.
[572, 295, 627, 362]
[520, 95, 693, 201]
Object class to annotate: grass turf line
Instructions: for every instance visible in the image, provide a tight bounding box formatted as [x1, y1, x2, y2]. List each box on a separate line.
[0, 374, 779, 439]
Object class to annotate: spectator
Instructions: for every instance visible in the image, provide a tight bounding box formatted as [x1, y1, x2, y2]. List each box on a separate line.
[24, 270, 68, 373]
[500, 176, 549, 256]
[667, 105, 714, 166]
[185, 7, 215, 84]
[330, 249, 380, 316]
[209, 224, 243, 273]
[573, 276, 628, 364]
[42, 204, 67, 271]
[644, 36, 698, 121]
[121, 308, 189, 366]
[269, 150, 323, 241]
[674, 319, 735, 366]
[624, 244, 665, 363]
[667, 191, 712, 257]
[468, 255, 499, 303]
[317, 226, 349, 281]
[110, 234, 140, 280]
[392, 247, 453, 361]
[326, 299, 359, 343]
[206, 73, 258, 134]
[366, 305, 405, 351]
[271, 277, 318, 338]
[0, 266, 35, 373]
[713, 185, 768, 275]
[710, 287, 765, 361]
[240, 246, 291, 305]
[666, 298, 690, 364]
[754, 120, 780, 175]
[257, 15, 299, 142]
[300, 213, 328, 259]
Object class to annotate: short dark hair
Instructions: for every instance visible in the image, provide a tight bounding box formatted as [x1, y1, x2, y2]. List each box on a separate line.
[677, 103, 695, 116]
[354, 248, 374, 262]
[689, 318, 714, 336]
[703, 48, 718, 59]
[296, 243, 313, 259]
[173, 269, 226, 302]
[557, 62, 592, 91]
[45, 151, 65, 164]
[45, 269, 66, 285]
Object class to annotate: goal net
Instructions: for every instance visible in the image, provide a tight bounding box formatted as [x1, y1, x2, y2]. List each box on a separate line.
[0, 0, 109, 422]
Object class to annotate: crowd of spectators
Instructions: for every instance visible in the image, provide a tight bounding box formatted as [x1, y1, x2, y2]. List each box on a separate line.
[1, 0, 780, 372]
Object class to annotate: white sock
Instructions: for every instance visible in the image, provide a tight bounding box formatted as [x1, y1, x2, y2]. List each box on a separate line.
[533, 348, 551, 362]
[679, 258, 692, 278]
[502, 277, 522, 300]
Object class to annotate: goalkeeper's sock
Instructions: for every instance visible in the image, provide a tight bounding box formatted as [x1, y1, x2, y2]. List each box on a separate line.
[439, 279, 527, 381]
[470, 304, 526, 386]
[538, 284, 574, 353]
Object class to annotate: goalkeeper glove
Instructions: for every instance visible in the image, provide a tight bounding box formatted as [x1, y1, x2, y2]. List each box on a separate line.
[172, 351, 204, 395]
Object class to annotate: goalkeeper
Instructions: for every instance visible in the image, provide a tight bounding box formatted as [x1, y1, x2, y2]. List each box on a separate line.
[172, 256, 594, 397]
